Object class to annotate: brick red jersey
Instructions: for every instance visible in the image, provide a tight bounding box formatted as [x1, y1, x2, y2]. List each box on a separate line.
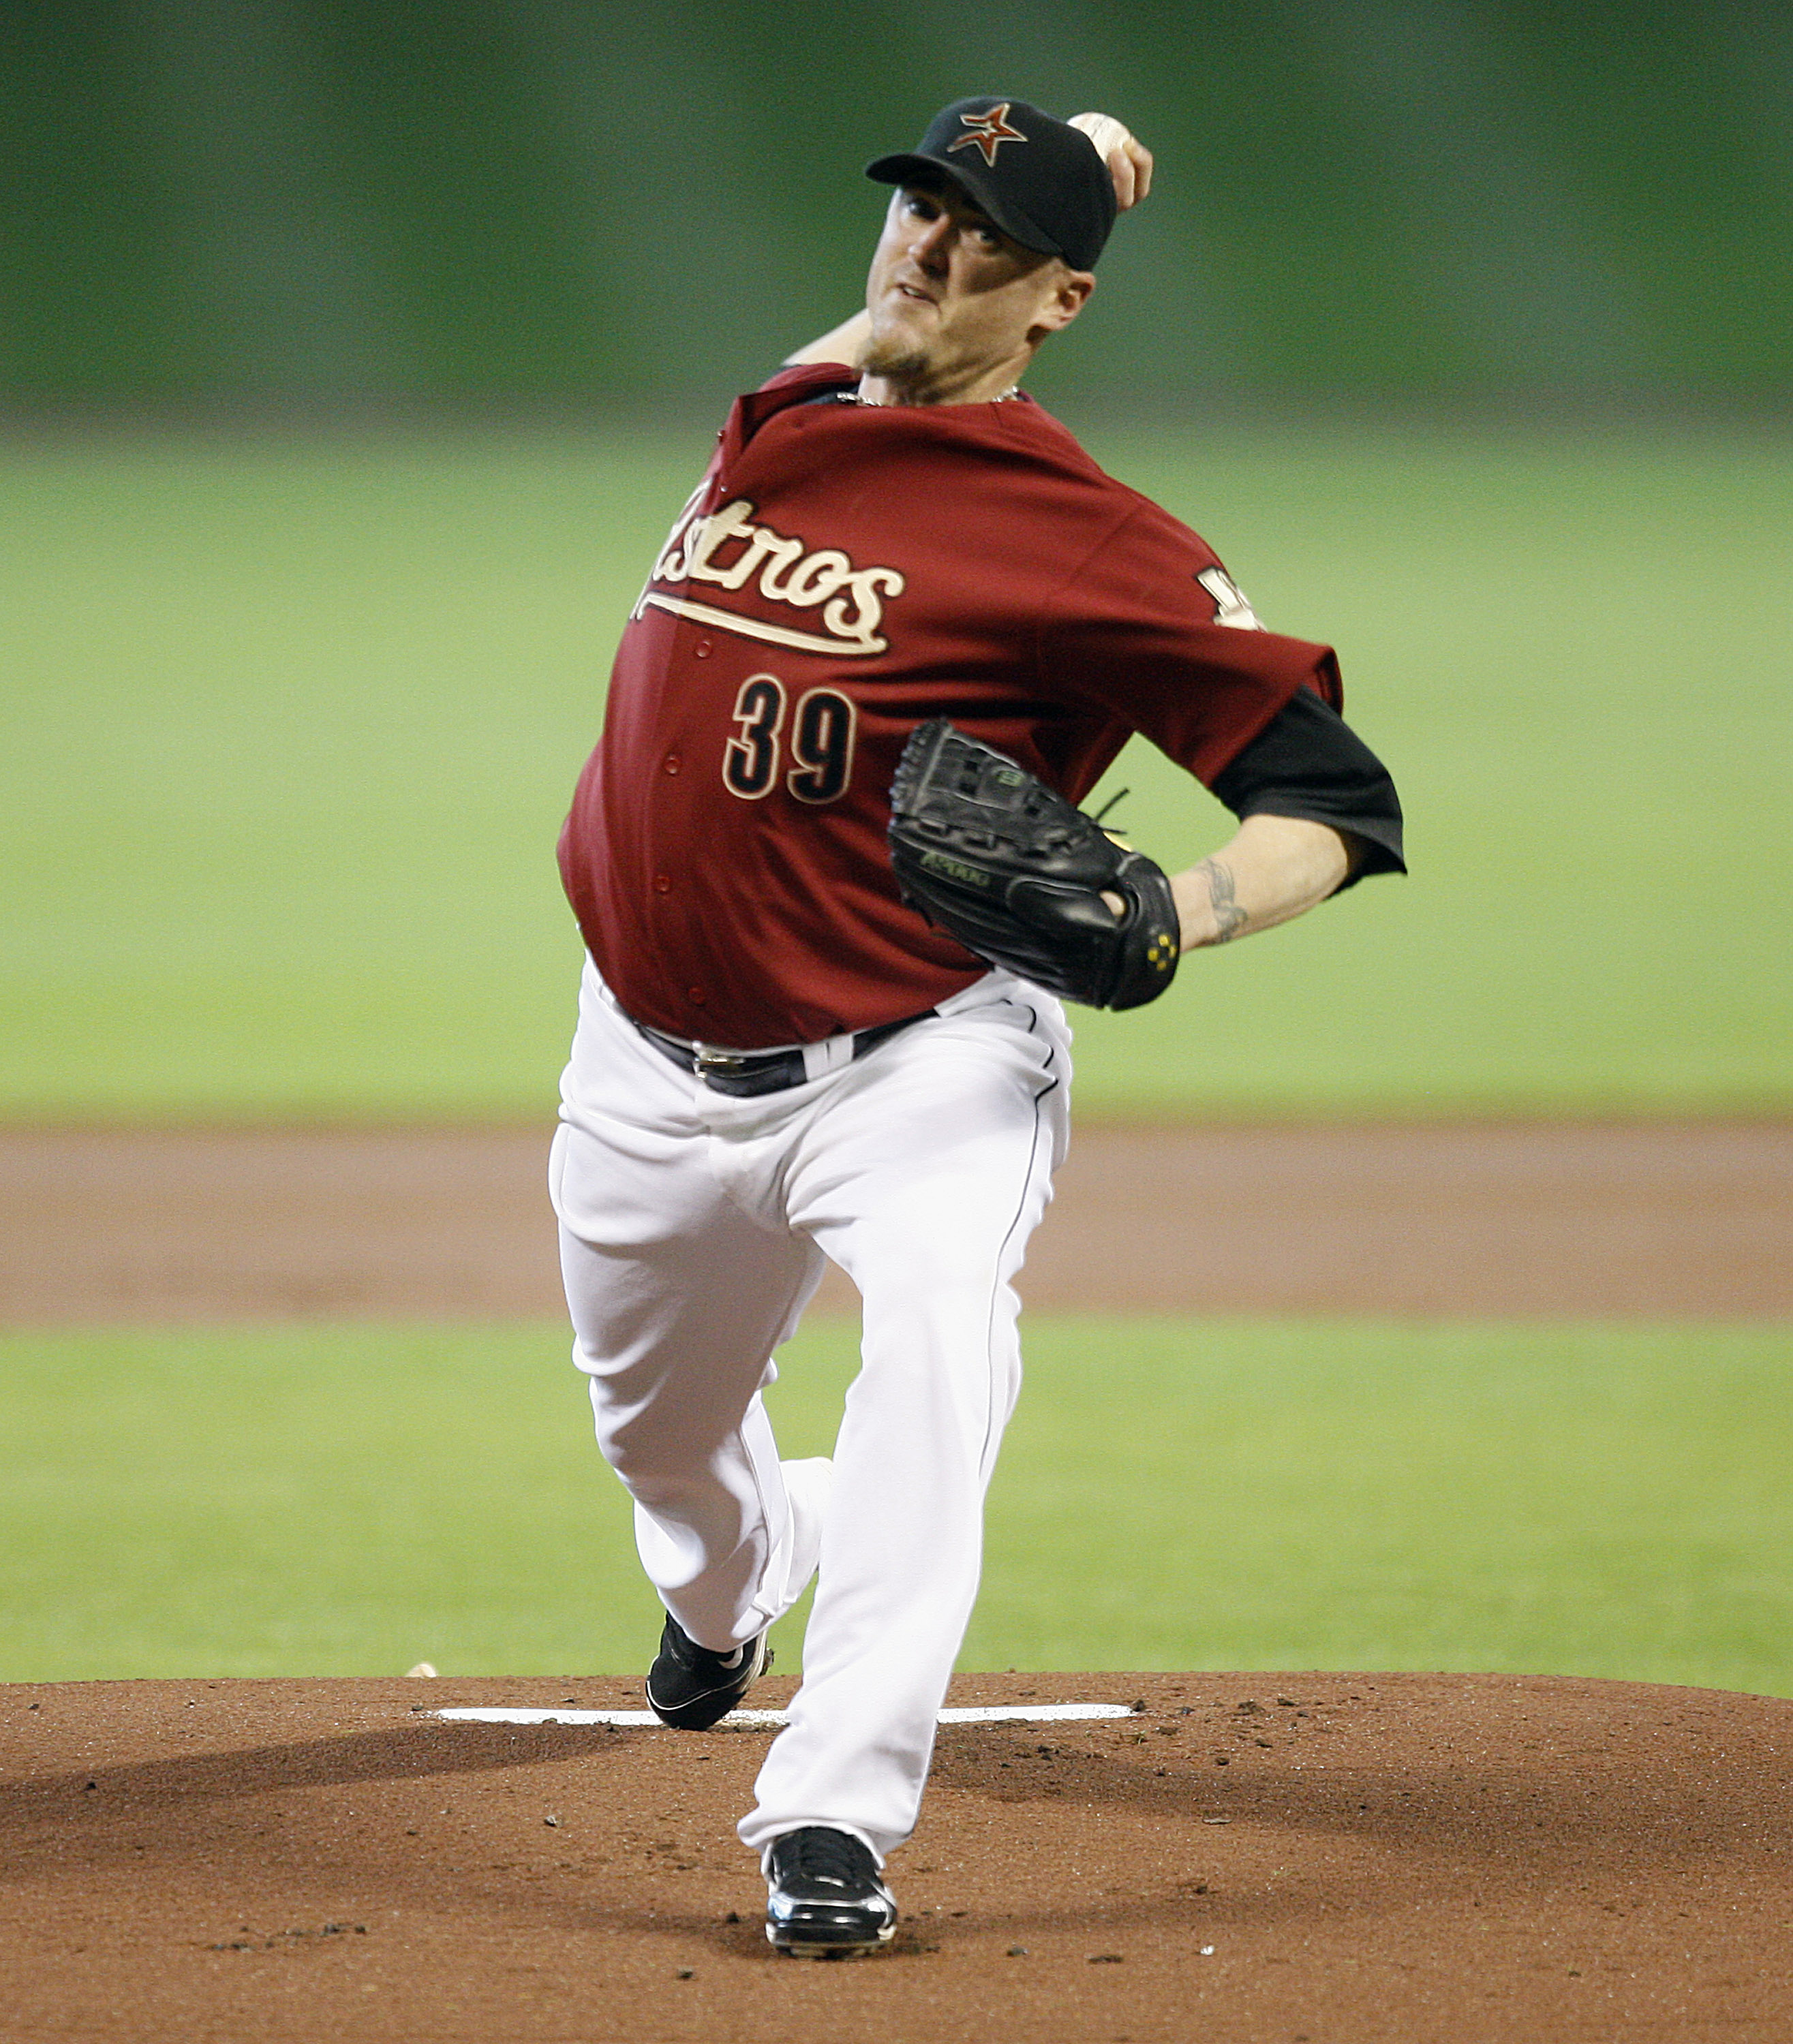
[559, 364, 1345, 1047]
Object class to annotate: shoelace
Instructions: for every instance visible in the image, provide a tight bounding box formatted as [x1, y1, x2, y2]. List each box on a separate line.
[776, 1829, 876, 1891]
[669, 1625, 748, 1675]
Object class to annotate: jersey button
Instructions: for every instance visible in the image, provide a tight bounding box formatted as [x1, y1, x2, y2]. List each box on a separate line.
[686, 987, 706, 1005]
[652, 873, 671, 895]
[662, 754, 681, 775]
[693, 638, 713, 659]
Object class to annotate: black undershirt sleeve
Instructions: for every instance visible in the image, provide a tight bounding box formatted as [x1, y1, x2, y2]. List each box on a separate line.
[1208, 685, 1406, 888]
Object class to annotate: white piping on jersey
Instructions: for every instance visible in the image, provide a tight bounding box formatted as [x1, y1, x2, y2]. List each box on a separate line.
[632, 495, 906, 657]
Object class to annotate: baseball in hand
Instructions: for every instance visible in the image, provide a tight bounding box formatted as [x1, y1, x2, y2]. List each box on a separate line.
[1068, 112, 1153, 210]
[1071, 114, 1131, 163]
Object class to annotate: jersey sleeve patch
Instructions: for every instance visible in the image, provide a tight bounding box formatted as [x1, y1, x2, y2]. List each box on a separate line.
[1196, 565, 1264, 631]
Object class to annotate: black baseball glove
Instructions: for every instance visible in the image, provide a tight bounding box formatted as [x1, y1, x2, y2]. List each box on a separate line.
[887, 718, 1181, 1010]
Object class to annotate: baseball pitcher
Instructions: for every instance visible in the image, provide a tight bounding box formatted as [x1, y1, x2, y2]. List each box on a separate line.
[550, 97, 1405, 1957]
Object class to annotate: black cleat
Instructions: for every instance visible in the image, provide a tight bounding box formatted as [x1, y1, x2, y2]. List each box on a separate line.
[765, 1826, 898, 1959]
[645, 1613, 771, 1730]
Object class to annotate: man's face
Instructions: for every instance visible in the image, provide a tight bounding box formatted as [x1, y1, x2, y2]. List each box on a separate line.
[861, 179, 1089, 399]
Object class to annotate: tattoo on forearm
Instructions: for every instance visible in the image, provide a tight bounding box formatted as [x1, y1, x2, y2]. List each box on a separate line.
[1198, 857, 1249, 944]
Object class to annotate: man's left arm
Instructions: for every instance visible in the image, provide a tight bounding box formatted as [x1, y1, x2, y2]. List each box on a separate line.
[1166, 684, 1405, 950]
[890, 692, 1397, 1010]
[1171, 813, 1357, 949]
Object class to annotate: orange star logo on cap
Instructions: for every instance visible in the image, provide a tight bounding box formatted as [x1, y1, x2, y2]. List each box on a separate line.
[948, 103, 1028, 168]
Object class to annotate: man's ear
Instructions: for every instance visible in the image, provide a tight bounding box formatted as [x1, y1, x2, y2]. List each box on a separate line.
[1030, 267, 1096, 342]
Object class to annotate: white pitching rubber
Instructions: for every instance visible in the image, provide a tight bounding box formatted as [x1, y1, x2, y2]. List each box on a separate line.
[430, 1703, 1135, 1728]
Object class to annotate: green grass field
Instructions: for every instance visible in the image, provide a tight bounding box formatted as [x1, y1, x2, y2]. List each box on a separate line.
[7, 1315, 1790, 1697]
[5, 424, 1789, 1121]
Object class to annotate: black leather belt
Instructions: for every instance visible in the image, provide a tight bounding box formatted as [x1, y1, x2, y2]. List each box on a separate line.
[633, 1008, 937, 1098]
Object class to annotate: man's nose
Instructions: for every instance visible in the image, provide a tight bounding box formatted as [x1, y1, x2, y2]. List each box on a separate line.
[907, 213, 954, 270]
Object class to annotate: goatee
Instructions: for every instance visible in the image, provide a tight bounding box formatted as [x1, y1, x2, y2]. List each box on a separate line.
[857, 335, 932, 389]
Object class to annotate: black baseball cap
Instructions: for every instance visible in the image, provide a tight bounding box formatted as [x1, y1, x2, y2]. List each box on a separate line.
[865, 97, 1117, 271]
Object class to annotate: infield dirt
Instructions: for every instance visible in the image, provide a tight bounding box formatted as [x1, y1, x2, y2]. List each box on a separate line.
[5, 1120, 1790, 1323]
[5, 1670, 1790, 2042]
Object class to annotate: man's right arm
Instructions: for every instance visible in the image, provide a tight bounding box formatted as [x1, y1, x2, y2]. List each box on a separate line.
[784, 309, 872, 369]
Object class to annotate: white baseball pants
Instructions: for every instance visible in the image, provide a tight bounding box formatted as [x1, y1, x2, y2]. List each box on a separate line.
[549, 957, 1071, 1863]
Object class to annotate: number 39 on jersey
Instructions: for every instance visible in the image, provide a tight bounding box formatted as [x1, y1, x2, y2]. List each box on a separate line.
[722, 674, 858, 805]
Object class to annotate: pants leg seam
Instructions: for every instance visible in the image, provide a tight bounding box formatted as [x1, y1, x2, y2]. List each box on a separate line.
[977, 997, 1064, 1483]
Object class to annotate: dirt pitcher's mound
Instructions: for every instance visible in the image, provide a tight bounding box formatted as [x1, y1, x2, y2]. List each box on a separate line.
[3, 1673, 1789, 2042]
